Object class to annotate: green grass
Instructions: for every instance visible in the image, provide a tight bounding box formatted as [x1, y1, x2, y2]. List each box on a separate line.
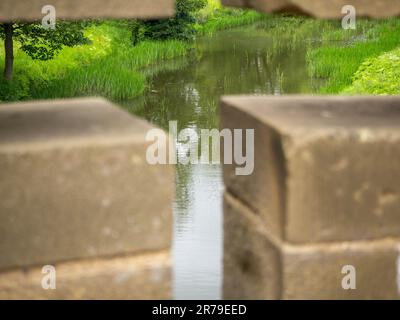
[0, 0, 266, 102]
[0, 7, 266, 102]
[306, 18, 400, 94]
[31, 28, 189, 100]
[197, 9, 266, 35]
[0, 22, 189, 101]
[0, 23, 113, 101]
[2, 13, 400, 101]
[256, 16, 400, 94]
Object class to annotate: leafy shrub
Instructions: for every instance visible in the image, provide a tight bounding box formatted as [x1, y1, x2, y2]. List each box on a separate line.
[0, 77, 29, 100]
[344, 48, 400, 94]
[132, 0, 207, 43]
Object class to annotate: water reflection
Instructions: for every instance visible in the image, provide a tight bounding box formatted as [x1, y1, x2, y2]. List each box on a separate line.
[123, 24, 318, 299]
[174, 164, 223, 300]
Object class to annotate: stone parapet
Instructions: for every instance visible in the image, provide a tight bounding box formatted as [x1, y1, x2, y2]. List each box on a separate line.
[224, 192, 400, 299]
[0, 250, 171, 300]
[221, 96, 400, 299]
[0, 98, 173, 299]
[221, 0, 400, 18]
[221, 96, 400, 244]
[0, 0, 175, 22]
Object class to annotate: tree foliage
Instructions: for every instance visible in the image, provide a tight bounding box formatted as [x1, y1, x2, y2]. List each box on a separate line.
[0, 21, 88, 61]
[131, 0, 207, 44]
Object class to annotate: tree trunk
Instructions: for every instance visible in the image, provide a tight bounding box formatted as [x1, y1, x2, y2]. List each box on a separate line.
[3, 23, 14, 81]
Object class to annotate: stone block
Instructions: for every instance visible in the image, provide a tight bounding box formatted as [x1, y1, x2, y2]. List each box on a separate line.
[0, 250, 171, 299]
[221, 0, 400, 18]
[221, 96, 400, 243]
[0, 98, 173, 270]
[224, 193, 281, 300]
[224, 192, 400, 300]
[0, 0, 175, 22]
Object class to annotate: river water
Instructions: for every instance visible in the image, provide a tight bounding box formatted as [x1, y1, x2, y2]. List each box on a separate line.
[124, 24, 320, 299]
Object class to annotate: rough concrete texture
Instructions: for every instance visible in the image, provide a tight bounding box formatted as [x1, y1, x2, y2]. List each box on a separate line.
[221, 96, 400, 243]
[222, 0, 400, 18]
[0, 250, 171, 299]
[0, 98, 173, 270]
[224, 192, 400, 300]
[0, 0, 175, 22]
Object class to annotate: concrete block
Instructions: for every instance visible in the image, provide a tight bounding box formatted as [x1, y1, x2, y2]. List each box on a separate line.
[0, 0, 175, 22]
[224, 192, 400, 300]
[221, 0, 400, 18]
[0, 98, 173, 270]
[221, 96, 400, 243]
[0, 250, 171, 299]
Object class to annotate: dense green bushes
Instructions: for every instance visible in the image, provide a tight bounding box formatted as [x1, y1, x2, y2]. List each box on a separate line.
[130, 1, 264, 42]
[344, 48, 400, 94]
[307, 18, 400, 94]
[131, 0, 207, 43]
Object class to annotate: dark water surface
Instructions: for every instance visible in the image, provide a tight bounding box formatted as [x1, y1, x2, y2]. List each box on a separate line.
[123, 24, 319, 299]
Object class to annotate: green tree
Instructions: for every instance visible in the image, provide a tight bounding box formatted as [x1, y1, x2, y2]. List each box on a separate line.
[0, 21, 87, 81]
[132, 0, 207, 43]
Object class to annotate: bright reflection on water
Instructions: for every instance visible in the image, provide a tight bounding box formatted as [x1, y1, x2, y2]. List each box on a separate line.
[173, 164, 223, 300]
[123, 23, 320, 299]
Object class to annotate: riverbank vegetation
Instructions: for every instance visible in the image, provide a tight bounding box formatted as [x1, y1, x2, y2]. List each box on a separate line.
[256, 16, 400, 94]
[1, 0, 400, 101]
[306, 18, 400, 94]
[0, 0, 264, 102]
[0, 23, 189, 101]
[344, 48, 400, 94]
[196, 9, 265, 35]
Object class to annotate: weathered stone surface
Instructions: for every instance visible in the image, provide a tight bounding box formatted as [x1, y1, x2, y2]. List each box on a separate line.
[224, 192, 400, 300]
[0, 250, 171, 299]
[0, 0, 175, 22]
[221, 96, 400, 243]
[0, 98, 173, 270]
[222, 0, 400, 18]
[224, 192, 281, 300]
[282, 241, 399, 299]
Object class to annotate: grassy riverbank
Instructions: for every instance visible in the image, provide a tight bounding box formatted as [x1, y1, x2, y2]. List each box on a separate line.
[0, 4, 265, 102]
[307, 18, 400, 94]
[197, 9, 265, 35]
[196, 0, 265, 34]
[1, 12, 400, 101]
[31, 23, 189, 101]
[256, 16, 400, 94]
[0, 22, 189, 101]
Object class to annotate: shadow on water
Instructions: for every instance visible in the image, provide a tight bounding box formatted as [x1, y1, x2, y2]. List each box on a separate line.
[121, 23, 322, 299]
